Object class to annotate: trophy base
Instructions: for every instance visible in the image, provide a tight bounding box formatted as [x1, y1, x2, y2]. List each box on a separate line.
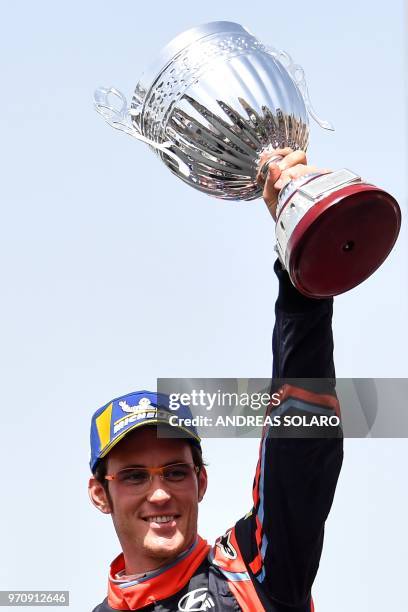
[286, 182, 401, 298]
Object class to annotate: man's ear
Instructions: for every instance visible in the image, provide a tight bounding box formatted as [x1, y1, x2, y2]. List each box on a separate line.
[197, 466, 208, 503]
[88, 478, 112, 514]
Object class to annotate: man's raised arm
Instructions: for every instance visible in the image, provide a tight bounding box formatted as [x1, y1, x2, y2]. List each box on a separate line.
[236, 151, 343, 611]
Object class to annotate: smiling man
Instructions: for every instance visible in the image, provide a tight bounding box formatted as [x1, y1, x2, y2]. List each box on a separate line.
[104, 429, 205, 569]
[89, 150, 343, 611]
[89, 400, 207, 575]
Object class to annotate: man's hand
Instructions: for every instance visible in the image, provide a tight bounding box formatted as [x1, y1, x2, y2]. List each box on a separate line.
[256, 148, 330, 220]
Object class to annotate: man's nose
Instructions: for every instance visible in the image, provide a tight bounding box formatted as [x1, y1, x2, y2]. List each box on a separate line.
[146, 476, 172, 503]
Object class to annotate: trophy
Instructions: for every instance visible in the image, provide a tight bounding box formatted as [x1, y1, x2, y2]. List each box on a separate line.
[94, 21, 400, 297]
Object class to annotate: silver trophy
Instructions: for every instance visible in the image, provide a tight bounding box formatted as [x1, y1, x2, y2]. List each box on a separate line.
[94, 21, 400, 297]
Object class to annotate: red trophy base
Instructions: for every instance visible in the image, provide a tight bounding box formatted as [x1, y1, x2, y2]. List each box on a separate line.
[286, 183, 401, 298]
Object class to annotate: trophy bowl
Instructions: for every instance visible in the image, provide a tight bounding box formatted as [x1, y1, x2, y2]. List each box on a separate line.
[129, 21, 309, 201]
[95, 21, 314, 201]
[94, 21, 401, 297]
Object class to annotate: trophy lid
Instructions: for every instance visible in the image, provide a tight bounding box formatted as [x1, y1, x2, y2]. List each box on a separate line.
[135, 21, 254, 100]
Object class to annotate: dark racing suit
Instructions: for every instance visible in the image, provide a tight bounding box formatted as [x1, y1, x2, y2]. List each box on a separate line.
[93, 261, 343, 611]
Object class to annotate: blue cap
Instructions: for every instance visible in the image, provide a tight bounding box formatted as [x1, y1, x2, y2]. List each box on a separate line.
[89, 390, 201, 473]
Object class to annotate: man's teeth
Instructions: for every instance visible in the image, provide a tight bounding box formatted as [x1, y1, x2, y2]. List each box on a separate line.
[147, 516, 175, 523]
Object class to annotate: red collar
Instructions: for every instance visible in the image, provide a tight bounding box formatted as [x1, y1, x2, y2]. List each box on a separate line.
[107, 536, 210, 610]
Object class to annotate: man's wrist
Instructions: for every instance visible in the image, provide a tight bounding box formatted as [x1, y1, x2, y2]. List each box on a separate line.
[274, 259, 333, 313]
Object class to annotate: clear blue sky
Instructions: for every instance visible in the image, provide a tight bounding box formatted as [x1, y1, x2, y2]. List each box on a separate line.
[0, 1, 406, 610]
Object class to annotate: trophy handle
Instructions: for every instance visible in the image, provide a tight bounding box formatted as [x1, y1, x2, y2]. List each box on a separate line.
[266, 46, 334, 131]
[93, 87, 190, 177]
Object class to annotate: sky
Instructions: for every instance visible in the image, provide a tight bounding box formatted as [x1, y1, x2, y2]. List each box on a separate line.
[0, 1, 407, 611]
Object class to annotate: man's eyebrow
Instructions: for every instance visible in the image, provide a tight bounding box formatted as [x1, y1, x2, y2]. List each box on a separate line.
[118, 460, 187, 469]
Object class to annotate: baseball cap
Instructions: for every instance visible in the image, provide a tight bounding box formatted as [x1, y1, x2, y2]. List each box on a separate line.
[89, 390, 201, 473]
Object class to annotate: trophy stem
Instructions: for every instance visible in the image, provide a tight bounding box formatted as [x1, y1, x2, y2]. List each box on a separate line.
[259, 155, 284, 183]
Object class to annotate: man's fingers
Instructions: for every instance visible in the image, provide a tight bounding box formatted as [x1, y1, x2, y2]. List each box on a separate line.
[266, 163, 282, 185]
[273, 164, 330, 190]
[272, 165, 323, 191]
[257, 148, 294, 185]
[258, 148, 331, 221]
[263, 166, 281, 219]
[276, 150, 307, 171]
[257, 148, 308, 186]
[258, 147, 293, 166]
[264, 166, 280, 200]
[262, 158, 313, 216]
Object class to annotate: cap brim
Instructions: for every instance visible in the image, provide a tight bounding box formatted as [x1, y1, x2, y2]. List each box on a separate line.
[94, 418, 201, 468]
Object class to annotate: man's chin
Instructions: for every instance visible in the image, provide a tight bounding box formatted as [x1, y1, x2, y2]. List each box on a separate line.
[143, 532, 188, 562]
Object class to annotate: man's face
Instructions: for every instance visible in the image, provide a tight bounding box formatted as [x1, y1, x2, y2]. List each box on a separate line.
[89, 427, 207, 573]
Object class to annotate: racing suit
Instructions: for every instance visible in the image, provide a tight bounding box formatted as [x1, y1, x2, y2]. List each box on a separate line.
[93, 261, 343, 611]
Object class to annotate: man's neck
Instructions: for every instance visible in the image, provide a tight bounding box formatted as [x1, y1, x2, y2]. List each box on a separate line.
[121, 536, 198, 577]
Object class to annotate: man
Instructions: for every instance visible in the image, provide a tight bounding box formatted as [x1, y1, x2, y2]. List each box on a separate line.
[89, 149, 343, 611]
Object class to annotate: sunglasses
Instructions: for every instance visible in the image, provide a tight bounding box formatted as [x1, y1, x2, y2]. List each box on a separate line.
[105, 462, 199, 492]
